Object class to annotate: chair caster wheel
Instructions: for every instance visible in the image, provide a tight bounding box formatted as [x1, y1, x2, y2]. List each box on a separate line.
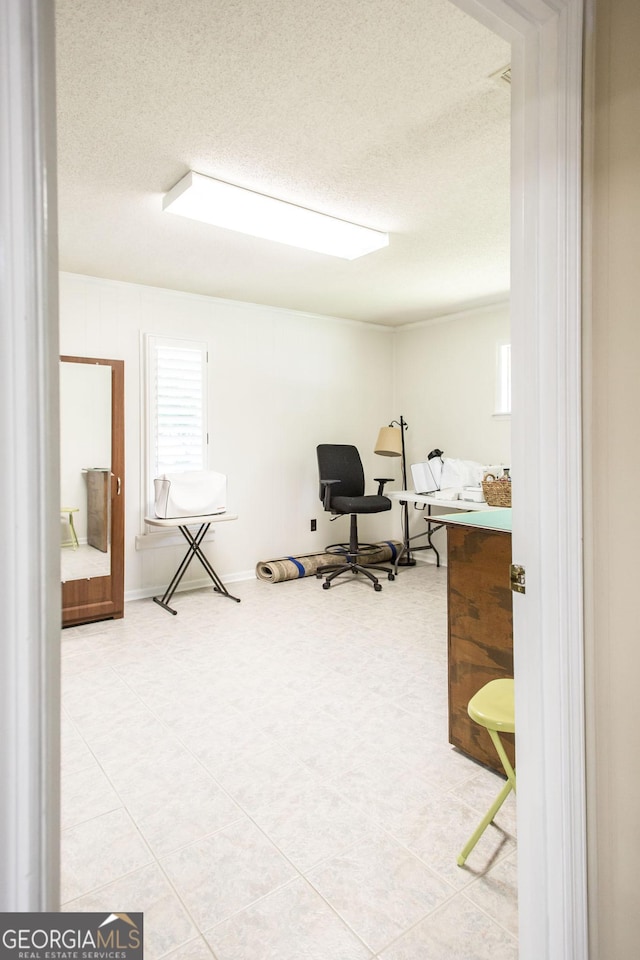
[323, 581, 331, 590]
[374, 583, 382, 592]
[388, 573, 395, 581]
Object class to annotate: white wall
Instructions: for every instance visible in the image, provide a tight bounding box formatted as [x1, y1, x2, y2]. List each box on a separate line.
[59, 275, 511, 590]
[393, 301, 511, 559]
[394, 302, 511, 464]
[59, 273, 400, 597]
[584, 0, 640, 953]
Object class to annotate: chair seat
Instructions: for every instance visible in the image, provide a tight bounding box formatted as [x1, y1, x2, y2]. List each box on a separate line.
[467, 678, 515, 733]
[331, 494, 391, 514]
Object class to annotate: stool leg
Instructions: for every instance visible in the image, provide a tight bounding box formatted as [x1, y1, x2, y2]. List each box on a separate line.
[457, 777, 514, 866]
[488, 729, 517, 793]
[457, 730, 516, 867]
[68, 512, 79, 549]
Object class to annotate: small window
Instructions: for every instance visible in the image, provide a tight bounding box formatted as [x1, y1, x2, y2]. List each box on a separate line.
[145, 335, 208, 512]
[495, 342, 511, 416]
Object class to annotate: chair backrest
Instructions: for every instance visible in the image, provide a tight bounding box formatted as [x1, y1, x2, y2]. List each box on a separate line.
[317, 444, 365, 503]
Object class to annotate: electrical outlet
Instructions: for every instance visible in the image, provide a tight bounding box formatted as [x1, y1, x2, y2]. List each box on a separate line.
[310, 519, 317, 532]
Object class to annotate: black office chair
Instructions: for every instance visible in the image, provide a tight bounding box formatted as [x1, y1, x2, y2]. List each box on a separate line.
[316, 443, 395, 591]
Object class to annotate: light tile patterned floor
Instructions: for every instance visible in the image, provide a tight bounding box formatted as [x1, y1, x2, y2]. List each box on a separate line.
[61, 565, 518, 959]
[61, 542, 110, 581]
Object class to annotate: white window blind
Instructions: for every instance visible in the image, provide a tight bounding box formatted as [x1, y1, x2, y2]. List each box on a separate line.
[146, 335, 208, 509]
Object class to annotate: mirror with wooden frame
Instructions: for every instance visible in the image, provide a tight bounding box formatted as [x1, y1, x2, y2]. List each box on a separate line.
[60, 356, 125, 626]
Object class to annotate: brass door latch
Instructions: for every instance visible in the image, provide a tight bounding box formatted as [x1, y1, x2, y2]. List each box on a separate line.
[510, 563, 526, 594]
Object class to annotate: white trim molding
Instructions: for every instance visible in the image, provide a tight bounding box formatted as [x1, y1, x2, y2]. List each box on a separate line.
[2, 0, 587, 949]
[453, 1, 587, 958]
[0, 0, 61, 909]
[124, 569, 255, 603]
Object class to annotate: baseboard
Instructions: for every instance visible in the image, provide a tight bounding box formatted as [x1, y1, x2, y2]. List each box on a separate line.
[124, 569, 256, 603]
[123, 558, 442, 603]
[412, 554, 445, 567]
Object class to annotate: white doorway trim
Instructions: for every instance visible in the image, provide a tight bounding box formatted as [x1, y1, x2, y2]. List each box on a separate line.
[452, 1, 587, 958]
[0, 0, 61, 909]
[1, 0, 587, 953]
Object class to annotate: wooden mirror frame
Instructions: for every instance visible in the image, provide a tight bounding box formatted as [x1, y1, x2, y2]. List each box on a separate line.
[61, 356, 125, 626]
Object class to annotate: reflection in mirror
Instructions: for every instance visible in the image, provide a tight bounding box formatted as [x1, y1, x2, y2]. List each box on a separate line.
[60, 361, 112, 582]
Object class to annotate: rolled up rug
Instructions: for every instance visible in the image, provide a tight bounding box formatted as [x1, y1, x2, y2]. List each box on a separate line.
[255, 540, 403, 583]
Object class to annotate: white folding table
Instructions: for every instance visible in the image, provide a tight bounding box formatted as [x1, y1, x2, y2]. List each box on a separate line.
[387, 492, 502, 567]
[144, 513, 240, 615]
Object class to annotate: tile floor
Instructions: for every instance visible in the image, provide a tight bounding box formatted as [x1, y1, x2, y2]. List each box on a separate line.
[61, 564, 518, 959]
[61, 542, 111, 581]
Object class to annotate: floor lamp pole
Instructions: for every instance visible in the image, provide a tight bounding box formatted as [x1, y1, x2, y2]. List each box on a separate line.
[398, 415, 416, 567]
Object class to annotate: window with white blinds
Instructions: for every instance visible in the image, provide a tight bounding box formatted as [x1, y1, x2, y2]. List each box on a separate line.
[146, 335, 208, 509]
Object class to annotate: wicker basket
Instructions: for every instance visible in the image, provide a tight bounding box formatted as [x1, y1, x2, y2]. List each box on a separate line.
[481, 480, 512, 508]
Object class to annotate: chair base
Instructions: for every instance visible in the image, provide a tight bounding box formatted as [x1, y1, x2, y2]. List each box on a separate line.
[316, 559, 395, 591]
[316, 515, 395, 591]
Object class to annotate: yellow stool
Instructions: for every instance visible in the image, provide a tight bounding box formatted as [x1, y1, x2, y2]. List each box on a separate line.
[457, 678, 516, 866]
[61, 507, 79, 549]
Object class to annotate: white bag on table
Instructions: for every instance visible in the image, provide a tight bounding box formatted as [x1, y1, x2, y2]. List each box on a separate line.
[154, 470, 227, 518]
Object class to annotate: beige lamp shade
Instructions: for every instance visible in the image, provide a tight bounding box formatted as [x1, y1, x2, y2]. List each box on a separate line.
[374, 425, 402, 457]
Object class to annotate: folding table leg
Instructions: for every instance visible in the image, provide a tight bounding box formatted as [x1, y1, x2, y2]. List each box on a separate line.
[152, 522, 241, 615]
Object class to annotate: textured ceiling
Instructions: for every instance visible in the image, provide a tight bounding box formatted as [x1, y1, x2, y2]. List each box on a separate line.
[55, 0, 510, 326]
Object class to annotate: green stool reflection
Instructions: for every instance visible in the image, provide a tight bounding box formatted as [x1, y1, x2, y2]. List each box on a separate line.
[61, 507, 79, 549]
[457, 678, 516, 867]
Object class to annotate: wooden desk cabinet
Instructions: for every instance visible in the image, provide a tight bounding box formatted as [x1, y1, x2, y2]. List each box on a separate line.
[446, 522, 515, 773]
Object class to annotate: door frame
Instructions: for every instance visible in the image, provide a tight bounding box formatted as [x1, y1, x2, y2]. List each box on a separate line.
[0, 0, 60, 909]
[452, 1, 587, 957]
[0, 0, 588, 955]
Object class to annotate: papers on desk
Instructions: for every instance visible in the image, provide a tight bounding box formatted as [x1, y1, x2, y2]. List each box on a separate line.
[411, 459, 442, 494]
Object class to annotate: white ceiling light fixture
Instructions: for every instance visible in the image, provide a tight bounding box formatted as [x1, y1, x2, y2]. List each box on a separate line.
[162, 171, 389, 260]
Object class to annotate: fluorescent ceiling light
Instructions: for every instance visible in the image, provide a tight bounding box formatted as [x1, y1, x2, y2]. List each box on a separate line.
[162, 171, 389, 260]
